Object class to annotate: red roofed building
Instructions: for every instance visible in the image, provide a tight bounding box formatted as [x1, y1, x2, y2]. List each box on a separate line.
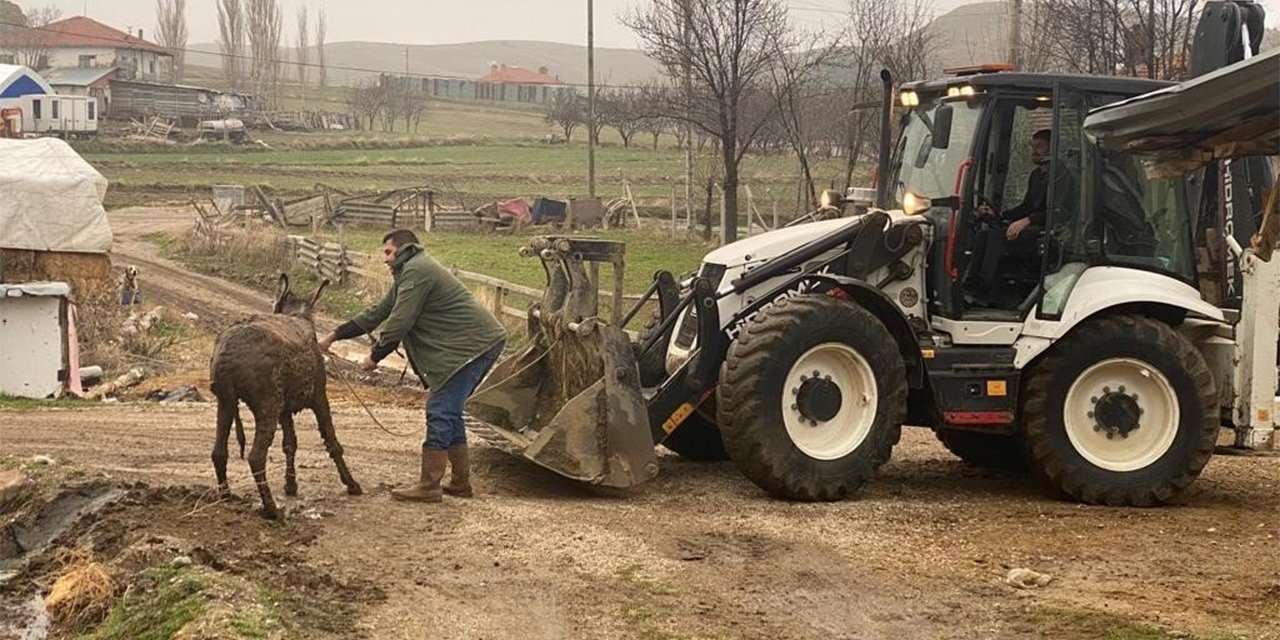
[0, 16, 173, 83]
[478, 63, 559, 85]
[475, 62, 564, 102]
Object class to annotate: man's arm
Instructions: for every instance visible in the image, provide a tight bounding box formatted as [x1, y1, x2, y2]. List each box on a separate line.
[319, 287, 395, 350]
[1002, 168, 1049, 225]
[368, 265, 433, 364]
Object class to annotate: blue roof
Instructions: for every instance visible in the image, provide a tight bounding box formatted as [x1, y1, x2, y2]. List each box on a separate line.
[0, 64, 53, 98]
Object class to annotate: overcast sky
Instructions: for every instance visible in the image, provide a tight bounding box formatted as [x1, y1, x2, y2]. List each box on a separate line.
[32, 0, 1280, 50]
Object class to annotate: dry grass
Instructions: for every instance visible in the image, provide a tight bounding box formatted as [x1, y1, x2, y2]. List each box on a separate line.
[45, 549, 120, 628]
[180, 224, 294, 275]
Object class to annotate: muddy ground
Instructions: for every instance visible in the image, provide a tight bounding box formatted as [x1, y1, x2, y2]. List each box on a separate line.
[1, 208, 1278, 639]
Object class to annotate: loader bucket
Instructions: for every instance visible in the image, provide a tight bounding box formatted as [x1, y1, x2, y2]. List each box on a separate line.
[466, 237, 659, 489]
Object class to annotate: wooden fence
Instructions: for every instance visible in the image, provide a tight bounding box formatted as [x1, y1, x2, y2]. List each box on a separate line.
[288, 236, 351, 284]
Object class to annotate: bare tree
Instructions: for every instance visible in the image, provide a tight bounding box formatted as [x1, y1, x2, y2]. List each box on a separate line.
[598, 90, 646, 148]
[155, 0, 188, 81]
[294, 6, 308, 105]
[10, 4, 61, 70]
[1031, 0, 1202, 79]
[245, 0, 283, 108]
[836, 0, 936, 190]
[347, 80, 386, 130]
[626, 0, 796, 243]
[315, 8, 327, 90]
[216, 0, 245, 91]
[544, 90, 584, 142]
[401, 95, 427, 133]
[768, 30, 844, 208]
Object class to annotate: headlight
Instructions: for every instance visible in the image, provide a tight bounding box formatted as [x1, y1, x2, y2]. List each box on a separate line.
[902, 192, 932, 215]
[819, 189, 842, 209]
[899, 91, 919, 107]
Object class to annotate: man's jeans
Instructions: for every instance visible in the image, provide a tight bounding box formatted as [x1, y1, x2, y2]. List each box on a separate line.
[425, 341, 504, 450]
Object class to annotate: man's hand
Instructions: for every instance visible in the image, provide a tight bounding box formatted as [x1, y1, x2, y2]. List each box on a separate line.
[1006, 217, 1032, 240]
[318, 332, 336, 352]
[360, 355, 378, 372]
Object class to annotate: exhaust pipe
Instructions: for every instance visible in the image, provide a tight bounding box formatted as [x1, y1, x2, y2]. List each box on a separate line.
[875, 69, 894, 210]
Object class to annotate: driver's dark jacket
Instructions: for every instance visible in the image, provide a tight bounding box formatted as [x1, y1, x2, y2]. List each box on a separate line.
[1002, 164, 1049, 226]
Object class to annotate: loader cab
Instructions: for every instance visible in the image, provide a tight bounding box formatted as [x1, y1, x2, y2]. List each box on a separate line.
[890, 72, 1195, 327]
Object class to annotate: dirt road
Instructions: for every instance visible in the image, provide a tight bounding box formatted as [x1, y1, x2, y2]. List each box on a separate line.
[2, 208, 1277, 639]
[3, 404, 1278, 639]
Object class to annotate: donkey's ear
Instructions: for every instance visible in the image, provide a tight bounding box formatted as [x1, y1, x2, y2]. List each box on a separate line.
[310, 278, 330, 306]
[272, 273, 290, 312]
[275, 273, 290, 298]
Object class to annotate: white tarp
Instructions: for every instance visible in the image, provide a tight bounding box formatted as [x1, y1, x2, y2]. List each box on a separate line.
[0, 137, 113, 253]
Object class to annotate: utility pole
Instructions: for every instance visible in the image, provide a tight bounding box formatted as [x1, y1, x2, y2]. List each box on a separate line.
[681, 0, 693, 230]
[1008, 0, 1023, 68]
[587, 0, 597, 199]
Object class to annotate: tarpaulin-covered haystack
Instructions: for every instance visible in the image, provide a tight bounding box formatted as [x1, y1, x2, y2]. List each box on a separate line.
[0, 137, 114, 294]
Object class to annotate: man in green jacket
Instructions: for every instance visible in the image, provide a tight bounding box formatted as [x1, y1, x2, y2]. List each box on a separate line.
[320, 229, 506, 503]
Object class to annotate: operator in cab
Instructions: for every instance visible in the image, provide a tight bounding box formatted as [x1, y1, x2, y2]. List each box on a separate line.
[964, 128, 1051, 304]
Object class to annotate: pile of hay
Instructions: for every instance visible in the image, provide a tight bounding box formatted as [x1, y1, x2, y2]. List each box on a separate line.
[44, 549, 119, 627]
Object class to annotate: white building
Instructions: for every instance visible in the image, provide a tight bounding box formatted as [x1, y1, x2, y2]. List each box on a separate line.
[0, 15, 173, 84]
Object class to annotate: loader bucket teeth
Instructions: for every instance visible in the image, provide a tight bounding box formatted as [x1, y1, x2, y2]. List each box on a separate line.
[466, 237, 658, 489]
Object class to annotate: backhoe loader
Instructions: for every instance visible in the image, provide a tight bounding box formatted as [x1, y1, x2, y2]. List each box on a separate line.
[467, 0, 1278, 505]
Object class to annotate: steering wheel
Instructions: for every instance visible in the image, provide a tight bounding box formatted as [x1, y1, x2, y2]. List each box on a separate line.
[969, 194, 1004, 231]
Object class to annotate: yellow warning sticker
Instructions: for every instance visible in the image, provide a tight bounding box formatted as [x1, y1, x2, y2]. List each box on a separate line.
[662, 402, 695, 434]
[987, 380, 1007, 397]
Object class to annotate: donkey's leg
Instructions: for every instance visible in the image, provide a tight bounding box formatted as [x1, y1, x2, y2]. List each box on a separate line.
[313, 396, 361, 495]
[213, 398, 236, 496]
[281, 412, 298, 497]
[248, 404, 281, 519]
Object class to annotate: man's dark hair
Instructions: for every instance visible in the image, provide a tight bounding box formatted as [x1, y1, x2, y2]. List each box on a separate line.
[1032, 129, 1053, 143]
[382, 229, 420, 248]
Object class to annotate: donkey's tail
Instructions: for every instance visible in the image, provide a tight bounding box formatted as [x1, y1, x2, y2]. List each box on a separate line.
[234, 409, 246, 459]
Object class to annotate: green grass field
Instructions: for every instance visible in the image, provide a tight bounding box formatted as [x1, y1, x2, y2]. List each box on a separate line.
[333, 228, 712, 294]
[78, 99, 856, 212]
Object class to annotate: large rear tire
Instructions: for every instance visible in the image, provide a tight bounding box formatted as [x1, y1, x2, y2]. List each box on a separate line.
[635, 305, 730, 461]
[934, 429, 1029, 472]
[717, 295, 906, 501]
[1022, 315, 1218, 506]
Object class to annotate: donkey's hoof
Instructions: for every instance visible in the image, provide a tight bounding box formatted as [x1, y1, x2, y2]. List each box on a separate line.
[260, 504, 281, 520]
[284, 482, 298, 497]
[346, 483, 363, 496]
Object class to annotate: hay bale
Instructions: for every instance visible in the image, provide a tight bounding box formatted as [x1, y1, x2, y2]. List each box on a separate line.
[44, 551, 119, 627]
[0, 249, 113, 296]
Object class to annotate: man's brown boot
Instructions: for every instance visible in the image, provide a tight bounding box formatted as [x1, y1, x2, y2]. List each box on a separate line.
[442, 444, 473, 498]
[391, 448, 446, 503]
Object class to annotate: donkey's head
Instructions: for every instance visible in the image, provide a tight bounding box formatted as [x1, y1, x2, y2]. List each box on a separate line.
[272, 273, 329, 323]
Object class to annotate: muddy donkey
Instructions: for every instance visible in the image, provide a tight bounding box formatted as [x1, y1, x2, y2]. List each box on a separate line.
[210, 274, 362, 519]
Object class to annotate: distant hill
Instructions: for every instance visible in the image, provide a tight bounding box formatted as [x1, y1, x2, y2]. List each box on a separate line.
[927, 1, 1010, 71]
[185, 39, 662, 87]
[183, 4, 1280, 90]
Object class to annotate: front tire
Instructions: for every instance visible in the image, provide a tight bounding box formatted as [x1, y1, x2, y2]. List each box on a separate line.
[1022, 315, 1218, 506]
[718, 295, 906, 501]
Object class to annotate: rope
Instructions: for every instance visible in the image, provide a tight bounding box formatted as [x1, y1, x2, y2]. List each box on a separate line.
[326, 356, 422, 438]
[320, 331, 568, 439]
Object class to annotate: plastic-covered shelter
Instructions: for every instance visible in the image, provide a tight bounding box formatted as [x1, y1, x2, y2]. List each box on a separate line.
[0, 64, 53, 100]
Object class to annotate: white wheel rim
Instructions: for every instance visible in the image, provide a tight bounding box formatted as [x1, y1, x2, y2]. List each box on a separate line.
[1063, 357, 1179, 472]
[782, 343, 878, 460]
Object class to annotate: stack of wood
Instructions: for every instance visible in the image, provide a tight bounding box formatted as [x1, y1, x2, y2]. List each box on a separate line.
[127, 116, 178, 141]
